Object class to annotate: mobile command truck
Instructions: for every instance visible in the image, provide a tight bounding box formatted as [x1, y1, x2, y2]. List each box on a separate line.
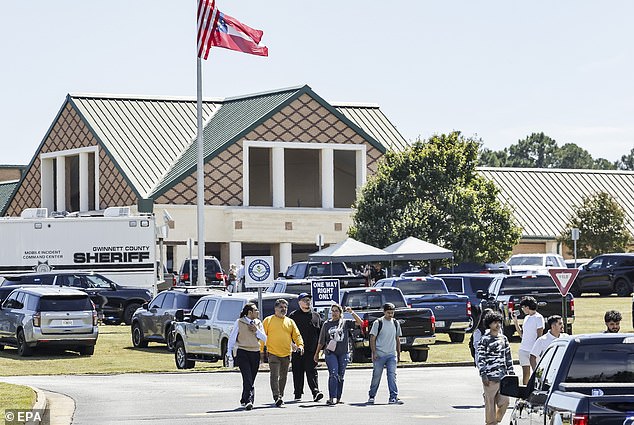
[0, 207, 158, 290]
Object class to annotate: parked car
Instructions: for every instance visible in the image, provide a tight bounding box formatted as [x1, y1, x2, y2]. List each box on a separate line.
[477, 274, 575, 338]
[564, 258, 592, 269]
[433, 273, 501, 331]
[178, 256, 227, 287]
[435, 262, 510, 274]
[130, 287, 215, 350]
[268, 261, 368, 294]
[339, 287, 436, 362]
[172, 292, 299, 369]
[0, 286, 98, 356]
[0, 272, 152, 325]
[507, 253, 566, 274]
[501, 333, 634, 424]
[570, 253, 634, 297]
[374, 276, 470, 342]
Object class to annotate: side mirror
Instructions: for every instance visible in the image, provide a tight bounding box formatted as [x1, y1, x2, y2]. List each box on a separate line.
[174, 309, 184, 322]
[277, 272, 284, 278]
[110, 283, 116, 290]
[143, 303, 149, 310]
[499, 375, 528, 399]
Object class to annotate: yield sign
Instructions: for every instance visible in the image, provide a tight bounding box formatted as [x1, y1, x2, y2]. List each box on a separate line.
[548, 268, 580, 296]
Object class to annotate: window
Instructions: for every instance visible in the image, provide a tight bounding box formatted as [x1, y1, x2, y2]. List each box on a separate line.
[395, 279, 447, 295]
[565, 344, 634, 383]
[216, 300, 243, 322]
[533, 345, 558, 391]
[175, 294, 206, 310]
[285, 149, 321, 207]
[162, 293, 175, 309]
[83, 275, 114, 289]
[151, 293, 166, 309]
[248, 147, 272, 206]
[203, 299, 217, 319]
[39, 296, 92, 312]
[190, 300, 207, 319]
[587, 258, 605, 271]
[334, 150, 356, 208]
[26, 294, 39, 311]
[471, 277, 495, 292]
[41, 149, 98, 212]
[2, 292, 19, 308]
[441, 277, 464, 293]
[285, 264, 298, 278]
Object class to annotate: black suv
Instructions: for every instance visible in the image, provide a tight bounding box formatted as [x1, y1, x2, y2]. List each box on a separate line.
[130, 287, 212, 350]
[0, 272, 152, 325]
[571, 253, 634, 297]
[178, 257, 226, 287]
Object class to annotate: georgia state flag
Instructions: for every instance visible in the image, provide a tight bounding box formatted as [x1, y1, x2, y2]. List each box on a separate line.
[211, 12, 269, 57]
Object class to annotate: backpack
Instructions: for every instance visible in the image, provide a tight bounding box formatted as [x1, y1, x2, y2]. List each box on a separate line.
[375, 318, 400, 338]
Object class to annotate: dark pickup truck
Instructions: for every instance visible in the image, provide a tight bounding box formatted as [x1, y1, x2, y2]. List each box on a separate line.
[269, 261, 368, 294]
[477, 274, 575, 339]
[340, 287, 436, 363]
[375, 276, 471, 343]
[0, 272, 152, 325]
[501, 333, 634, 425]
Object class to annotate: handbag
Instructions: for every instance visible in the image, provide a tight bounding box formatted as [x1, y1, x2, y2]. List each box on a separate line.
[326, 339, 337, 352]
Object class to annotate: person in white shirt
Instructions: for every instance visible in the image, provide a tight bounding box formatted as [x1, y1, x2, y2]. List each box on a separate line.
[512, 296, 544, 385]
[529, 315, 567, 369]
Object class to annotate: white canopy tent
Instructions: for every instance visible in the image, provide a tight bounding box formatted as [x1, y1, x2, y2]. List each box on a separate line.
[308, 237, 391, 262]
[383, 236, 453, 261]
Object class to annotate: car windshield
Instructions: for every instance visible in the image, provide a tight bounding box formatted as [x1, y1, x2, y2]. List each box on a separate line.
[508, 256, 543, 266]
[175, 294, 206, 310]
[499, 276, 557, 292]
[306, 263, 348, 276]
[345, 290, 406, 310]
[394, 279, 447, 295]
[187, 260, 221, 274]
[565, 344, 634, 383]
[83, 275, 114, 289]
[39, 296, 93, 311]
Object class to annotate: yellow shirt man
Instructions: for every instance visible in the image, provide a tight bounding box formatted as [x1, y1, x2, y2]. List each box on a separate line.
[262, 315, 304, 357]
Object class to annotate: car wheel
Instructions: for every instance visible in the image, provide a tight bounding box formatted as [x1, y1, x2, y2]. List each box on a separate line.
[615, 279, 631, 297]
[17, 330, 33, 357]
[123, 303, 142, 326]
[409, 349, 428, 362]
[175, 339, 195, 369]
[166, 325, 176, 352]
[131, 322, 148, 348]
[79, 345, 95, 356]
[449, 332, 465, 343]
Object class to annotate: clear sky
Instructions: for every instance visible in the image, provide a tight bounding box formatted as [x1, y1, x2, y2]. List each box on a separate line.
[2, 1, 633, 165]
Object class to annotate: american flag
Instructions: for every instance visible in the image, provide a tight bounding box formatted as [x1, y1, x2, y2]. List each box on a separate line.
[197, 0, 219, 60]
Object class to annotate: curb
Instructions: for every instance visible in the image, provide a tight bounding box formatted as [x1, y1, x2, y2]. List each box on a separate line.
[26, 386, 47, 425]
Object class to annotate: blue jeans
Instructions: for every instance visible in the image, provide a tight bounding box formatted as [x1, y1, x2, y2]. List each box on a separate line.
[324, 352, 349, 400]
[368, 354, 398, 399]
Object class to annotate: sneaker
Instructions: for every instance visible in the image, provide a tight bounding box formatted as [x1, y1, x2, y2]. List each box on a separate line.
[240, 402, 246, 407]
[388, 398, 404, 405]
[313, 392, 324, 402]
[326, 399, 336, 406]
[245, 402, 253, 411]
[275, 398, 284, 407]
[367, 397, 375, 405]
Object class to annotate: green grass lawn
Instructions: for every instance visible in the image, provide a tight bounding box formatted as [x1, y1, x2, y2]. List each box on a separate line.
[0, 382, 35, 416]
[0, 295, 630, 377]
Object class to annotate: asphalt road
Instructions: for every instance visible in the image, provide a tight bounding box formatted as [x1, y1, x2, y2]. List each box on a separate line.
[2, 365, 511, 424]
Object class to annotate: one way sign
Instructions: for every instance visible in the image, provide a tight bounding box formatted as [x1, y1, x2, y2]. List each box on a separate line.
[548, 268, 580, 296]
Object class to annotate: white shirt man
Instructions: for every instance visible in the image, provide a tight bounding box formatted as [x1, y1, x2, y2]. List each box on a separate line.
[529, 315, 567, 369]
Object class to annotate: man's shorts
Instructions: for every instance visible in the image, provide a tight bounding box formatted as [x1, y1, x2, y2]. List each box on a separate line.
[518, 349, 531, 366]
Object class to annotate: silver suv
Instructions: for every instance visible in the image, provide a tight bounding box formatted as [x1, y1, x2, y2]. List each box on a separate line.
[0, 286, 98, 356]
[173, 291, 299, 369]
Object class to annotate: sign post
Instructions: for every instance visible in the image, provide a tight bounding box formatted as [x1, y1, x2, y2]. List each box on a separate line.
[571, 228, 580, 267]
[244, 256, 275, 313]
[548, 268, 580, 333]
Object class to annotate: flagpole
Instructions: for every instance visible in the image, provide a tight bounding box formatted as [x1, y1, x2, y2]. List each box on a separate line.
[196, 56, 206, 286]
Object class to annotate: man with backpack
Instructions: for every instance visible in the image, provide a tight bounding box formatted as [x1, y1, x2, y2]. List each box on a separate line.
[367, 303, 404, 405]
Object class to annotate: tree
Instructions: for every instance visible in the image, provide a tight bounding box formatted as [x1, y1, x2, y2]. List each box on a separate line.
[616, 147, 634, 170]
[553, 143, 595, 169]
[506, 132, 558, 168]
[479, 147, 508, 167]
[593, 158, 618, 170]
[349, 132, 521, 264]
[558, 192, 632, 258]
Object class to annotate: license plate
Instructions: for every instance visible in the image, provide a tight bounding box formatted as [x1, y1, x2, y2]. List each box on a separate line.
[436, 321, 445, 328]
[399, 337, 406, 344]
[62, 320, 74, 326]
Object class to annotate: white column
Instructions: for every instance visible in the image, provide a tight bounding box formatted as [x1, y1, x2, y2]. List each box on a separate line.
[79, 152, 89, 211]
[272, 146, 285, 208]
[94, 150, 100, 210]
[229, 241, 242, 267]
[40, 158, 54, 211]
[356, 149, 366, 190]
[242, 146, 250, 206]
[279, 242, 292, 275]
[55, 156, 66, 212]
[321, 148, 334, 208]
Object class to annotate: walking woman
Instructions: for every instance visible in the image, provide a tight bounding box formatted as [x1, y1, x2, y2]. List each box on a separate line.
[313, 304, 362, 405]
[227, 303, 267, 410]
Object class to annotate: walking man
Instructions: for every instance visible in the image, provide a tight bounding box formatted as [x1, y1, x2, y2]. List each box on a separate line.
[288, 293, 324, 402]
[604, 310, 622, 333]
[261, 298, 304, 407]
[477, 311, 515, 425]
[367, 303, 404, 405]
[512, 296, 543, 384]
[529, 315, 566, 369]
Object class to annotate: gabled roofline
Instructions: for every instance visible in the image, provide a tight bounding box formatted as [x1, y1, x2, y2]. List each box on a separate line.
[149, 85, 387, 198]
[478, 166, 634, 175]
[69, 93, 225, 103]
[330, 101, 381, 108]
[67, 95, 144, 200]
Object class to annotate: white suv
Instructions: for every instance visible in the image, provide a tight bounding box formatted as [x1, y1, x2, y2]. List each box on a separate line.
[172, 291, 298, 369]
[507, 253, 566, 274]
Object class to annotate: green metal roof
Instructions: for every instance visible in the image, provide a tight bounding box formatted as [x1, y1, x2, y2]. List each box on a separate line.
[0, 181, 18, 216]
[333, 102, 408, 151]
[478, 167, 634, 238]
[70, 94, 222, 198]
